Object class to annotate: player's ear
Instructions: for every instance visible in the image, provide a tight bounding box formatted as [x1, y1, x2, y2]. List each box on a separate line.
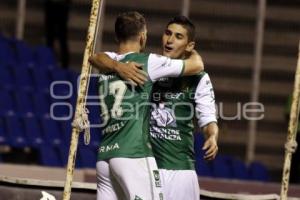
[185, 41, 195, 52]
[141, 31, 147, 41]
[139, 31, 147, 48]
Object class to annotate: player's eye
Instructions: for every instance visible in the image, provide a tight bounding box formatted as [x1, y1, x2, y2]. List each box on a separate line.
[176, 34, 183, 39]
[164, 29, 172, 36]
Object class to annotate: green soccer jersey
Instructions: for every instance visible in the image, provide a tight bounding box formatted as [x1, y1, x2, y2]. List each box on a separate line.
[97, 52, 185, 160]
[150, 72, 217, 170]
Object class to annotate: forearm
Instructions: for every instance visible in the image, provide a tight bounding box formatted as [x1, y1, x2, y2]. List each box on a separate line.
[183, 51, 204, 75]
[89, 53, 119, 73]
[202, 122, 218, 140]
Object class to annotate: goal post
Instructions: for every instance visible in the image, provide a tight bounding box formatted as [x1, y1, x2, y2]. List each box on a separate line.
[62, 0, 103, 199]
[280, 41, 300, 200]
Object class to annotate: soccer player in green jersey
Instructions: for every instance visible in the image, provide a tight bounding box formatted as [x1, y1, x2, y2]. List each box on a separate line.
[89, 12, 204, 200]
[97, 15, 219, 200]
[149, 16, 218, 200]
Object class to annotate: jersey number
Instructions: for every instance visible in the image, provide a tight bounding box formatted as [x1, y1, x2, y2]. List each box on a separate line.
[99, 80, 127, 125]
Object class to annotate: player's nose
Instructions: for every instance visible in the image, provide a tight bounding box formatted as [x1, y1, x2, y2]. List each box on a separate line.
[167, 35, 175, 43]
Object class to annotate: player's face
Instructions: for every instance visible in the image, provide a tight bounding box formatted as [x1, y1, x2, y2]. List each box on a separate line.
[162, 24, 193, 59]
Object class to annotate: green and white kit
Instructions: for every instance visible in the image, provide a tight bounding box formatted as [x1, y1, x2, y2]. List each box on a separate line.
[150, 72, 217, 170]
[150, 72, 217, 200]
[97, 52, 184, 161]
[96, 51, 185, 200]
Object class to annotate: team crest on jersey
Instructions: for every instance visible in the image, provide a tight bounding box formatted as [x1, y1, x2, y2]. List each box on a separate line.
[151, 103, 177, 127]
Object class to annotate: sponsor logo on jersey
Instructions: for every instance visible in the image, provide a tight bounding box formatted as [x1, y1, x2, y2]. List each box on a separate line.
[153, 170, 161, 187]
[150, 126, 182, 141]
[102, 122, 125, 135]
[99, 143, 120, 153]
[164, 92, 183, 99]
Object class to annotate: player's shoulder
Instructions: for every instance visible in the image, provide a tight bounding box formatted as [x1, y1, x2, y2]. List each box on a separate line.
[104, 51, 118, 59]
[122, 52, 150, 62]
[188, 71, 208, 83]
[148, 53, 165, 59]
[148, 53, 172, 62]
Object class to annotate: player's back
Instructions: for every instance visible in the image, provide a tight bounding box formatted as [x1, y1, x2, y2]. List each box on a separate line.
[98, 53, 153, 160]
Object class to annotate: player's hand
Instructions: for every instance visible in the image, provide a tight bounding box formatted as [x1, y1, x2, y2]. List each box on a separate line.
[116, 62, 147, 86]
[202, 135, 218, 161]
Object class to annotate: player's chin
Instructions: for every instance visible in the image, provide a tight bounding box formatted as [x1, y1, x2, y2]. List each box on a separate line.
[163, 50, 175, 58]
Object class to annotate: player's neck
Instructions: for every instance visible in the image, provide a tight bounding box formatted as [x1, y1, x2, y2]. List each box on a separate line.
[118, 41, 141, 54]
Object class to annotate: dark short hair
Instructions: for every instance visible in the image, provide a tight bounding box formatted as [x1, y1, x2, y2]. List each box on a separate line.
[115, 11, 146, 43]
[166, 16, 195, 42]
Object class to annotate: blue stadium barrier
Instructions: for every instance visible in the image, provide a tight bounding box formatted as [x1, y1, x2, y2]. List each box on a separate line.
[0, 117, 7, 145]
[231, 158, 249, 180]
[32, 92, 51, 116]
[212, 155, 233, 179]
[0, 66, 14, 90]
[249, 161, 269, 182]
[50, 100, 71, 119]
[57, 145, 82, 168]
[50, 81, 72, 100]
[78, 146, 97, 168]
[13, 39, 35, 67]
[57, 145, 69, 167]
[34, 45, 57, 69]
[30, 67, 51, 92]
[13, 90, 35, 116]
[40, 117, 64, 147]
[23, 115, 44, 147]
[194, 132, 213, 177]
[38, 146, 62, 167]
[195, 157, 213, 177]
[11, 66, 34, 91]
[89, 127, 102, 149]
[0, 90, 15, 115]
[50, 68, 68, 81]
[59, 120, 72, 146]
[4, 114, 27, 148]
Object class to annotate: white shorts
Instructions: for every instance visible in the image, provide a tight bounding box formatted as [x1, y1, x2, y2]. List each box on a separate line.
[97, 157, 164, 200]
[159, 169, 200, 200]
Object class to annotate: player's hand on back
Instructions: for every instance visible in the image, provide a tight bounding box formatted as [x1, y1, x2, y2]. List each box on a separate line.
[116, 61, 147, 86]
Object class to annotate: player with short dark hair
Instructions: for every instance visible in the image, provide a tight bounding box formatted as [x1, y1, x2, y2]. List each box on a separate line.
[150, 16, 218, 200]
[115, 11, 146, 43]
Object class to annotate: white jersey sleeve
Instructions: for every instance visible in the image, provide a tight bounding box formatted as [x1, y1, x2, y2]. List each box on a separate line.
[104, 51, 118, 60]
[104, 51, 132, 61]
[194, 73, 217, 128]
[147, 53, 184, 82]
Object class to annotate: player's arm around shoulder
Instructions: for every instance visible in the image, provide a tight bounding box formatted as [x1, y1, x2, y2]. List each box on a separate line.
[89, 52, 119, 73]
[147, 52, 203, 82]
[89, 52, 147, 86]
[182, 50, 204, 75]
